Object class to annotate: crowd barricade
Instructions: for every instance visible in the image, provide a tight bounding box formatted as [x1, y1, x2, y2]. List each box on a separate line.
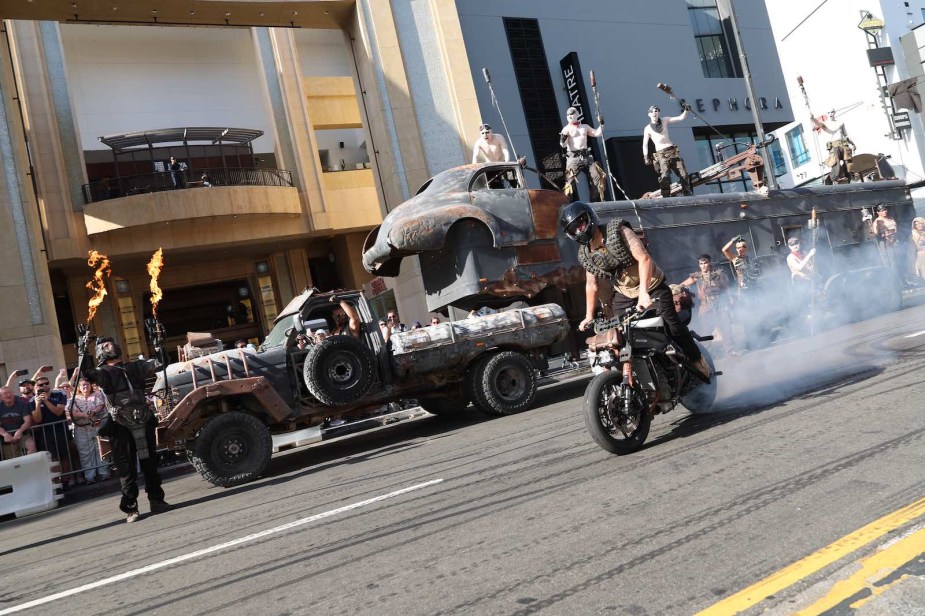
[0, 452, 62, 518]
[1, 418, 183, 487]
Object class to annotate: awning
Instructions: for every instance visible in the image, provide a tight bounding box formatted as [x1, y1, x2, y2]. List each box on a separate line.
[98, 127, 264, 153]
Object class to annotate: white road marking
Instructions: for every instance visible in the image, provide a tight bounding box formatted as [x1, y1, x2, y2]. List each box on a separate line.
[904, 330, 925, 338]
[0, 479, 444, 615]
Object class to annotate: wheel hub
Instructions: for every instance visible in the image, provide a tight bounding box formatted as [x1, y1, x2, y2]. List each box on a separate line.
[326, 354, 356, 384]
[219, 436, 246, 464]
[495, 367, 526, 400]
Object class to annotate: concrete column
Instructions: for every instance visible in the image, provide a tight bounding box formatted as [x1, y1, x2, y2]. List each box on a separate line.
[251, 27, 324, 231]
[10, 21, 90, 262]
[0, 23, 64, 374]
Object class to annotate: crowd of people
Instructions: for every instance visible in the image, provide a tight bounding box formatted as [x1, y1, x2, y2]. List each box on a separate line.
[0, 366, 111, 486]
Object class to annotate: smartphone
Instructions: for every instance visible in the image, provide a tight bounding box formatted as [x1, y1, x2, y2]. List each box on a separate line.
[38, 364, 54, 373]
[15, 368, 29, 376]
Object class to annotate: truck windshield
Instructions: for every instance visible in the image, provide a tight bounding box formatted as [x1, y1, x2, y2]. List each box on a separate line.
[260, 318, 291, 351]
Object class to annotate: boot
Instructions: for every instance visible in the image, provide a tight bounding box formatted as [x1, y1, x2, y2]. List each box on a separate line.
[692, 356, 711, 383]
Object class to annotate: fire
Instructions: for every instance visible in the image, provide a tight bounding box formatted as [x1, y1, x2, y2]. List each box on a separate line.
[147, 248, 164, 319]
[86, 250, 111, 324]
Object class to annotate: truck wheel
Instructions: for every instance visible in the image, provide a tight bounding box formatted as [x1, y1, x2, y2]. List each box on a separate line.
[189, 411, 272, 488]
[476, 351, 537, 416]
[303, 335, 376, 406]
[465, 354, 492, 413]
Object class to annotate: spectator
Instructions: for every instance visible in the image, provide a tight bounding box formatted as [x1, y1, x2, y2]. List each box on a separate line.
[430, 316, 441, 326]
[411, 321, 423, 330]
[0, 386, 36, 459]
[30, 376, 75, 483]
[168, 156, 185, 189]
[468, 306, 498, 319]
[68, 378, 111, 483]
[380, 309, 408, 342]
[18, 378, 35, 403]
[234, 338, 256, 351]
[201, 172, 212, 187]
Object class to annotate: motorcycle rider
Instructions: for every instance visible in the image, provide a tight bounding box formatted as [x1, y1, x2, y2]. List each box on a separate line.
[560, 201, 711, 381]
[81, 336, 172, 523]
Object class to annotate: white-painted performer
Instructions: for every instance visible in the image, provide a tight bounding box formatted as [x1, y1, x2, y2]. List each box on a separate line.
[471, 123, 511, 164]
[642, 104, 691, 198]
[811, 109, 854, 184]
[559, 107, 606, 201]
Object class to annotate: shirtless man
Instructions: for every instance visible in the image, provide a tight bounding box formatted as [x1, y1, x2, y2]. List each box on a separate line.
[811, 109, 855, 184]
[642, 104, 692, 198]
[471, 123, 511, 164]
[560, 107, 606, 202]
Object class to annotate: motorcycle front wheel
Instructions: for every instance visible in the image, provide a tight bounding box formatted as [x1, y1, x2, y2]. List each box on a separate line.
[583, 370, 651, 455]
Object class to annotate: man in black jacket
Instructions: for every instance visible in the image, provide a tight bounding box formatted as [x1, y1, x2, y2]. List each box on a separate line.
[82, 336, 171, 523]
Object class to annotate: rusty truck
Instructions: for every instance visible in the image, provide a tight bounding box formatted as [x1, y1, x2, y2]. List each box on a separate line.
[151, 288, 569, 487]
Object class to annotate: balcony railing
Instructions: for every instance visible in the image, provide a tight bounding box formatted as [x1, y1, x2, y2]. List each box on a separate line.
[82, 167, 294, 204]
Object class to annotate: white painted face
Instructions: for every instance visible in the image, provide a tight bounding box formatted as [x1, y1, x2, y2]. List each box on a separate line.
[648, 106, 660, 121]
[566, 107, 579, 123]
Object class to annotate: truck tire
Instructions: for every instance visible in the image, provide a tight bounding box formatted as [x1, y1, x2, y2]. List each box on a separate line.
[303, 335, 376, 406]
[465, 354, 492, 413]
[189, 411, 272, 488]
[475, 351, 537, 416]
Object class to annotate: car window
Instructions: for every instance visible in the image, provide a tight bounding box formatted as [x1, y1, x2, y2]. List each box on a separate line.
[470, 168, 521, 191]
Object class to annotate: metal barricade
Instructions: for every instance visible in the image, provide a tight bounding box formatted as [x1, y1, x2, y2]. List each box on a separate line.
[2, 416, 187, 491]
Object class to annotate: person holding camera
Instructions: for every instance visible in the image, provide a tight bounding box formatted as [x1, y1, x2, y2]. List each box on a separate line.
[30, 375, 74, 480]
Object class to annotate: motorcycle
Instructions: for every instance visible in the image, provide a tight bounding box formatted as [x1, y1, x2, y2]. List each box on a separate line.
[584, 306, 718, 455]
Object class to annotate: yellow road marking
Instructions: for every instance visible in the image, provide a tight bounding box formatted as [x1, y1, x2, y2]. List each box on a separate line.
[696, 496, 925, 615]
[793, 525, 925, 615]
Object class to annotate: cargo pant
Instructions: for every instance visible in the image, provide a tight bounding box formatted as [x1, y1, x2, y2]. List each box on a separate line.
[564, 150, 606, 202]
[653, 146, 691, 198]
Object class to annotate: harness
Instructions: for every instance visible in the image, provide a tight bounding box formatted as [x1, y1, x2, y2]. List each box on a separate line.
[578, 219, 636, 281]
[105, 366, 155, 460]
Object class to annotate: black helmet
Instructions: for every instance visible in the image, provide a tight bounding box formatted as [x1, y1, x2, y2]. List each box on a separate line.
[95, 336, 122, 366]
[560, 201, 597, 245]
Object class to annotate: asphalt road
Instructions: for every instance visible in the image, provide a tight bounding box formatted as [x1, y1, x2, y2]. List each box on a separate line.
[2, 304, 925, 615]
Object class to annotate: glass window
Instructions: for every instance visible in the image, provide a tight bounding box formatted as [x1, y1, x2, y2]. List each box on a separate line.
[687, 1, 735, 78]
[786, 125, 811, 168]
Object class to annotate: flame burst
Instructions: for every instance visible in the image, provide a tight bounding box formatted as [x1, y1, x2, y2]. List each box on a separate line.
[86, 250, 111, 324]
[147, 248, 164, 319]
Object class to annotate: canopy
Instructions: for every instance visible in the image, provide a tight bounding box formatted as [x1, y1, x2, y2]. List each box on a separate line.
[98, 127, 263, 153]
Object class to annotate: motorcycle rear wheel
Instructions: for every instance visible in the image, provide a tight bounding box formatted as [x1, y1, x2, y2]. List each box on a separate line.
[583, 371, 651, 455]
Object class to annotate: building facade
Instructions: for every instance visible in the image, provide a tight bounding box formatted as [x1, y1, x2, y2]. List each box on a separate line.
[0, 0, 791, 377]
[765, 0, 925, 189]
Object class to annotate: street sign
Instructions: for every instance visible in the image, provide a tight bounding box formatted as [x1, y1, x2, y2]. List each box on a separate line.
[893, 111, 911, 130]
